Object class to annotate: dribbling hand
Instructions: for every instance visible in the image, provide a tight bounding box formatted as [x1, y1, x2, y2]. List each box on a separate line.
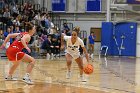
[60, 45, 65, 50]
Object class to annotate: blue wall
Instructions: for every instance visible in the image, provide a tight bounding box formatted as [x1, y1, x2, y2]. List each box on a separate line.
[101, 22, 114, 55]
[101, 22, 137, 56]
[52, 0, 66, 12]
[127, 0, 140, 4]
[86, 0, 101, 12]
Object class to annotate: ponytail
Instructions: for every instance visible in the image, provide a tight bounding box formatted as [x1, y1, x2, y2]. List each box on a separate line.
[73, 26, 80, 34]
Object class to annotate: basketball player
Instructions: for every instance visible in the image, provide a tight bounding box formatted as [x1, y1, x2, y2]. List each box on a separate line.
[61, 27, 89, 81]
[0, 23, 36, 84]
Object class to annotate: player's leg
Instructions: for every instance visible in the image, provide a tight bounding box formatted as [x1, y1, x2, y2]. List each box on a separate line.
[91, 44, 94, 59]
[88, 44, 91, 54]
[91, 44, 94, 53]
[75, 57, 86, 82]
[5, 61, 20, 80]
[21, 53, 35, 84]
[65, 53, 72, 79]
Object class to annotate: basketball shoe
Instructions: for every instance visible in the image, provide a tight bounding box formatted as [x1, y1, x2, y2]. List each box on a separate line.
[23, 73, 34, 85]
[5, 75, 18, 81]
[66, 71, 72, 79]
[79, 75, 87, 82]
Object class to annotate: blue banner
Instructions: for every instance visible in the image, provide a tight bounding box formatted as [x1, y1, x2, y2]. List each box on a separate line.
[86, 0, 101, 12]
[52, 0, 66, 12]
[127, 0, 140, 4]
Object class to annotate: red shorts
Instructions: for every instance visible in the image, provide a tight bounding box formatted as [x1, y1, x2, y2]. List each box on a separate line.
[6, 46, 25, 61]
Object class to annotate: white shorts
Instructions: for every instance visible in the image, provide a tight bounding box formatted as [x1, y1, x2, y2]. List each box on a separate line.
[66, 52, 80, 60]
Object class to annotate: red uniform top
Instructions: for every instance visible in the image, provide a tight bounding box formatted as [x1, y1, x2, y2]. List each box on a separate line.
[6, 32, 29, 61]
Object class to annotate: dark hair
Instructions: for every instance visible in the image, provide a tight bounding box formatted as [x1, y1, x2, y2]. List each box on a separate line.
[63, 23, 67, 25]
[25, 22, 34, 32]
[91, 32, 94, 34]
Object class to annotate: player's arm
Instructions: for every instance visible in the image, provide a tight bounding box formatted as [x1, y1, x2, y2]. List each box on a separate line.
[60, 33, 65, 50]
[82, 47, 89, 63]
[1, 33, 20, 47]
[79, 38, 89, 62]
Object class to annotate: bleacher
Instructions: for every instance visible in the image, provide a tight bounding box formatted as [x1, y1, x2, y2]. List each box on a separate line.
[0, 0, 75, 59]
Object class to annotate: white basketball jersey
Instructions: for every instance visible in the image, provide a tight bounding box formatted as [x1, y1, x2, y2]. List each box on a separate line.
[64, 36, 84, 55]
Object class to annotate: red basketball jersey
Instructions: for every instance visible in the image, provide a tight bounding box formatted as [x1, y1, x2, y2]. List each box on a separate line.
[6, 32, 29, 61]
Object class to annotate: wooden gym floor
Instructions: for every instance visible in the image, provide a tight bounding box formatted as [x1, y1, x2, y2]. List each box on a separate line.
[0, 56, 140, 93]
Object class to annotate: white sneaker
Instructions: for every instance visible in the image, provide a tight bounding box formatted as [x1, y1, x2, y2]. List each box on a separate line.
[22, 75, 34, 85]
[5, 76, 18, 81]
[46, 53, 50, 60]
[51, 53, 54, 60]
[66, 71, 72, 79]
[80, 75, 87, 82]
[91, 54, 94, 60]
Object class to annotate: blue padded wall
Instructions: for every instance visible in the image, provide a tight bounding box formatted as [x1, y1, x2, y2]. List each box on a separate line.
[101, 22, 137, 56]
[112, 22, 137, 56]
[101, 22, 114, 55]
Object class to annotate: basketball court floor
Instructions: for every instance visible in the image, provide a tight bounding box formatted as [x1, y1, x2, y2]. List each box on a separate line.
[0, 56, 140, 93]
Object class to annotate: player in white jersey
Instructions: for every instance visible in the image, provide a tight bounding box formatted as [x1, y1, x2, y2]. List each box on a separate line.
[61, 27, 89, 81]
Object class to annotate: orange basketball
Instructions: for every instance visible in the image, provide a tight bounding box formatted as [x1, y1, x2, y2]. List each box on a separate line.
[83, 64, 93, 74]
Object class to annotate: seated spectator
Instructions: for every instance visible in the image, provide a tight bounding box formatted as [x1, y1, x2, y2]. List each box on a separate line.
[12, 4, 19, 18]
[13, 17, 20, 26]
[13, 25, 21, 33]
[3, 8, 10, 18]
[4, 27, 13, 44]
[40, 34, 47, 42]
[41, 35, 53, 60]
[0, 0, 5, 14]
[32, 36, 42, 54]
[0, 29, 4, 45]
[51, 36, 60, 58]
[63, 23, 70, 31]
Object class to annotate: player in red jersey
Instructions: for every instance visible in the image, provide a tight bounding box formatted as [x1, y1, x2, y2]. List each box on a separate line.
[0, 23, 36, 84]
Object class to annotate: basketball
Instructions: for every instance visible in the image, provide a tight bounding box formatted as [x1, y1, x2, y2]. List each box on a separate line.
[83, 64, 93, 74]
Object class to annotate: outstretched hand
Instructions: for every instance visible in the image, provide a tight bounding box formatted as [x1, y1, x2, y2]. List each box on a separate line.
[0, 44, 5, 50]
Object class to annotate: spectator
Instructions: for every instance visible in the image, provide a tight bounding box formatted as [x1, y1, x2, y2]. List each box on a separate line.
[32, 36, 42, 53]
[63, 23, 70, 31]
[0, 29, 4, 45]
[13, 25, 21, 33]
[41, 35, 53, 60]
[88, 32, 96, 59]
[3, 8, 10, 18]
[51, 36, 60, 58]
[4, 27, 13, 44]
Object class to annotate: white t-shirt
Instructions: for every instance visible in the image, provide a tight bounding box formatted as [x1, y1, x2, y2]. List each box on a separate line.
[64, 36, 84, 55]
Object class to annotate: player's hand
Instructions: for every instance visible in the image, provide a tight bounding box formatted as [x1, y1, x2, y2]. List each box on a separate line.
[26, 47, 31, 53]
[60, 45, 65, 50]
[0, 44, 5, 49]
